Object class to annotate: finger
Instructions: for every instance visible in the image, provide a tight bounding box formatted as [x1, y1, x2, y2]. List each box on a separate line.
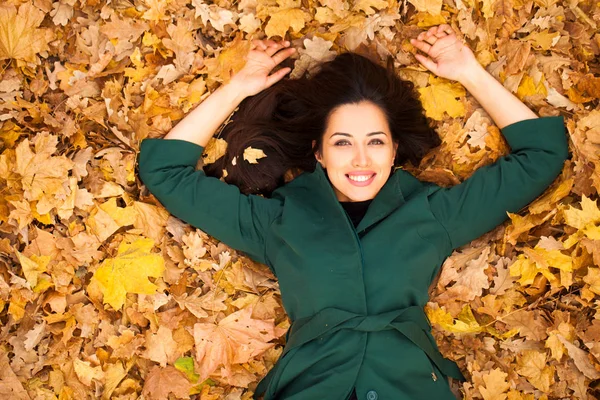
[410, 38, 432, 55]
[271, 47, 296, 66]
[414, 53, 437, 73]
[441, 24, 455, 35]
[264, 42, 288, 57]
[423, 34, 438, 46]
[255, 40, 267, 50]
[434, 25, 449, 38]
[250, 39, 262, 50]
[266, 67, 291, 88]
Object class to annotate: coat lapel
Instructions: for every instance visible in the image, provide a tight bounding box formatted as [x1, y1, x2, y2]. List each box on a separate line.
[295, 164, 425, 234]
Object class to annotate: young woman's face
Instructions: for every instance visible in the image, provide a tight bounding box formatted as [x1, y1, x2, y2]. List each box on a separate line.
[314, 101, 398, 202]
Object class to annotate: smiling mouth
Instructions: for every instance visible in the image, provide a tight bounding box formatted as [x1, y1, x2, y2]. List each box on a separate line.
[346, 173, 376, 186]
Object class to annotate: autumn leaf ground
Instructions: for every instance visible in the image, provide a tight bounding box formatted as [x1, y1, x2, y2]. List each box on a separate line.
[1, 0, 600, 399]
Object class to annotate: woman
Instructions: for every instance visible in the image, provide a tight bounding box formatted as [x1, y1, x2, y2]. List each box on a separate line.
[138, 25, 569, 400]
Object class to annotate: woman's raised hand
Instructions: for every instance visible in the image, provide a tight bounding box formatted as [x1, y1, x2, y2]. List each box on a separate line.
[230, 39, 296, 98]
[410, 24, 479, 83]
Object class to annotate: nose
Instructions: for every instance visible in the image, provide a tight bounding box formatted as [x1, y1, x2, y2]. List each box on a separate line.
[352, 144, 370, 167]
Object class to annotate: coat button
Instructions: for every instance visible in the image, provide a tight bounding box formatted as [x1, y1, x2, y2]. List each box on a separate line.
[366, 390, 378, 400]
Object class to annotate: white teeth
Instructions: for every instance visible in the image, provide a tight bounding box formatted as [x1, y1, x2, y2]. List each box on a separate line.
[348, 175, 373, 182]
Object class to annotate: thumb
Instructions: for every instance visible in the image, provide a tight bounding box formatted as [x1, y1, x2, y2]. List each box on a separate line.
[415, 54, 438, 75]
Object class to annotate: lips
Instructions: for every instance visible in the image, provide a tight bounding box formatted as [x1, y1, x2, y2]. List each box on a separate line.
[346, 173, 376, 187]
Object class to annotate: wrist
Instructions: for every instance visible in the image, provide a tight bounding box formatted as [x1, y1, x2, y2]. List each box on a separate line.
[457, 62, 488, 90]
[224, 78, 249, 103]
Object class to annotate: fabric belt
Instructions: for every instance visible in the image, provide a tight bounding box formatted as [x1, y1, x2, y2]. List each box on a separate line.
[255, 306, 465, 398]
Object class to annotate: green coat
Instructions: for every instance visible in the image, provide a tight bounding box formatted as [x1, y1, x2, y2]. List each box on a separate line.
[138, 116, 569, 400]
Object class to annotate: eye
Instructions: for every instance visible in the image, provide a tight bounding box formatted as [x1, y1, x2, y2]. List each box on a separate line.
[370, 139, 384, 145]
[334, 140, 351, 146]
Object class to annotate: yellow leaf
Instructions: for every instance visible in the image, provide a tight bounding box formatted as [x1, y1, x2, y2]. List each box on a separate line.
[584, 225, 600, 240]
[418, 76, 466, 121]
[563, 195, 600, 230]
[354, 0, 389, 15]
[100, 198, 137, 227]
[407, 0, 443, 15]
[265, 8, 306, 39]
[509, 255, 537, 286]
[124, 65, 156, 83]
[91, 237, 165, 311]
[522, 30, 561, 51]
[413, 12, 448, 28]
[479, 368, 510, 400]
[202, 138, 228, 165]
[516, 350, 554, 392]
[479, 0, 495, 19]
[517, 74, 548, 100]
[14, 135, 74, 204]
[15, 251, 50, 288]
[545, 333, 565, 361]
[584, 267, 600, 295]
[510, 247, 571, 287]
[243, 147, 267, 164]
[425, 303, 482, 333]
[0, 3, 53, 63]
[73, 359, 104, 386]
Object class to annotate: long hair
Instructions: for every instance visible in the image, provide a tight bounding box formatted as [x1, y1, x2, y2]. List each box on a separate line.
[203, 52, 441, 196]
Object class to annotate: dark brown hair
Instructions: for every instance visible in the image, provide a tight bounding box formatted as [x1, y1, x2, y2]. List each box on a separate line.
[203, 51, 441, 196]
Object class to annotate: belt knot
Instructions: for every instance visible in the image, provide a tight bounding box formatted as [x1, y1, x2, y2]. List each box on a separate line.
[352, 313, 397, 332]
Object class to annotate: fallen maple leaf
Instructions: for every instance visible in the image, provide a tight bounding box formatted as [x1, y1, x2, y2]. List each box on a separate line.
[0, 3, 53, 63]
[142, 365, 192, 400]
[478, 368, 510, 400]
[90, 237, 165, 310]
[193, 305, 284, 381]
[243, 146, 267, 164]
[418, 76, 466, 120]
[202, 137, 228, 165]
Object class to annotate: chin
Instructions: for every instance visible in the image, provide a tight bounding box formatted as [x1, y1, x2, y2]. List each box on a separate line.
[345, 191, 377, 202]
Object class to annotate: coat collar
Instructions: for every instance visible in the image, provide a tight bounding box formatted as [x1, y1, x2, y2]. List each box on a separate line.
[273, 163, 425, 233]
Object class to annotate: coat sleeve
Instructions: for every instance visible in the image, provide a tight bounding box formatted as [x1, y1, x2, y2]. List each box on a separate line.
[138, 138, 282, 268]
[426, 116, 569, 250]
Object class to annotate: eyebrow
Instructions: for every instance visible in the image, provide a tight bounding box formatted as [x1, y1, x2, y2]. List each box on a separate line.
[331, 131, 387, 138]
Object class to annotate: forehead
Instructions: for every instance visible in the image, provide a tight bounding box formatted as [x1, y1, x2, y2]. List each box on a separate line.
[325, 102, 389, 138]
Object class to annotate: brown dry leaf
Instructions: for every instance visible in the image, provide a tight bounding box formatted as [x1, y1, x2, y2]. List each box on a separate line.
[437, 247, 490, 303]
[142, 365, 192, 400]
[193, 305, 285, 380]
[144, 326, 181, 367]
[1, 0, 599, 398]
[0, 350, 29, 399]
[515, 350, 555, 392]
[501, 310, 549, 341]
